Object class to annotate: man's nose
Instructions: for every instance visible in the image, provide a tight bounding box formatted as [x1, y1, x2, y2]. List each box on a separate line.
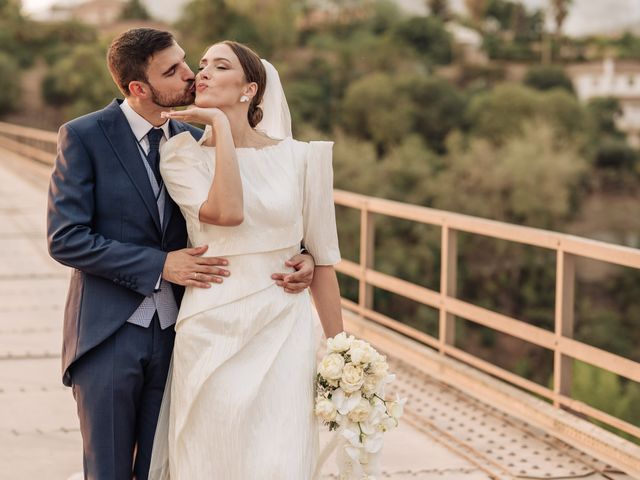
[183, 64, 195, 81]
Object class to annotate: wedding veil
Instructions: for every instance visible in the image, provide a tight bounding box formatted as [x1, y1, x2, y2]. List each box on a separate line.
[256, 59, 292, 139]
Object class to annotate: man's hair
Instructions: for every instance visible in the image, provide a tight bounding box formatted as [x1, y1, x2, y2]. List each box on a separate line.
[107, 28, 175, 96]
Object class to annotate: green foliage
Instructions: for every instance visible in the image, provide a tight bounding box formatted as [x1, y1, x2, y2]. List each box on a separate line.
[119, 0, 151, 20]
[586, 97, 624, 139]
[615, 32, 640, 60]
[428, 0, 450, 20]
[593, 137, 637, 170]
[483, 34, 538, 61]
[341, 72, 415, 153]
[404, 75, 467, 153]
[341, 72, 466, 154]
[432, 123, 587, 228]
[571, 361, 640, 439]
[284, 55, 335, 133]
[0, 0, 33, 68]
[393, 16, 453, 65]
[524, 65, 574, 93]
[42, 43, 120, 117]
[175, 0, 261, 65]
[0, 52, 21, 115]
[467, 83, 587, 147]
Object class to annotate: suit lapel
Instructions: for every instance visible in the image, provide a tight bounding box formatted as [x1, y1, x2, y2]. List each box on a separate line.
[98, 100, 162, 233]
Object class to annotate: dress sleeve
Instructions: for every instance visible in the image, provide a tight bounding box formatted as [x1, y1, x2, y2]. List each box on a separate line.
[302, 141, 341, 266]
[160, 131, 212, 224]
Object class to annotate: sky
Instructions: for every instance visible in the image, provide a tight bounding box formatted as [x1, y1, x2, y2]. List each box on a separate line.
[20, 0, 640, 37]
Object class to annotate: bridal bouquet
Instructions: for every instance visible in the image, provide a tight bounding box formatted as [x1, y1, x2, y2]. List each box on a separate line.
[315, 332, 406, 479]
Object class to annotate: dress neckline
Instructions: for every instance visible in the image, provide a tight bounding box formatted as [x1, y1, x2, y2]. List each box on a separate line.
[201, 136, 291, 153]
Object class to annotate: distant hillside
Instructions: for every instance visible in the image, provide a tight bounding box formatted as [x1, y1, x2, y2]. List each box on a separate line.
[22, 0, 640, 37]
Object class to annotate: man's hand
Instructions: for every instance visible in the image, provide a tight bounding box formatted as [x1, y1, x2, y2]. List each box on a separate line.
[271, 252, 315, 294]
[163, 245, 229, 288]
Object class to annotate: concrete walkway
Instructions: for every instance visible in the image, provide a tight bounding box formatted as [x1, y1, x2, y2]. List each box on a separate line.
[0, 147, 635, 480]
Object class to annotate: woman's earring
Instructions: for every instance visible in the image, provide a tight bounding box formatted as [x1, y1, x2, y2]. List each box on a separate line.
[240, 95, 249, 103]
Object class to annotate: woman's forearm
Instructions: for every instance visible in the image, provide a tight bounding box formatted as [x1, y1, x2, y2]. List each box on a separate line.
[199, 122, 244, 226]
[309, 266, 343, 338]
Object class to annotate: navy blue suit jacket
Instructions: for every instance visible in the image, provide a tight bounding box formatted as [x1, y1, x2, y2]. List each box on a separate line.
[47, 99, 202, 386]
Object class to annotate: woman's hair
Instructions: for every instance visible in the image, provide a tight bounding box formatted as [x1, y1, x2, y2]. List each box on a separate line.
[219, 40, 266, 128]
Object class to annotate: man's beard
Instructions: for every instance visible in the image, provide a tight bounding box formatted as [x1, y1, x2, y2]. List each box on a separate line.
[148, 81, 195, 108]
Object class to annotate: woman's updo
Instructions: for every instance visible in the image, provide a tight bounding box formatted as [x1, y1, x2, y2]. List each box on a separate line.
[221, 40, 266, 128]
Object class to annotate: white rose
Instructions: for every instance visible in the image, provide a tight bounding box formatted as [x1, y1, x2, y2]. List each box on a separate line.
[370, 358, 389, 378]
[361, 374, 381, 396]
[327, 332, 352, 353]
[319, 353, 345, 381]
[347, 398, 372, 423]
[348, 340, 375, 365]
[340, 363, 365, 393]
[315, 398, 337, 422]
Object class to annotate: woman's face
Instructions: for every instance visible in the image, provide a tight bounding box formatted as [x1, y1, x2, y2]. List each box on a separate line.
[195, 43, 251, 108]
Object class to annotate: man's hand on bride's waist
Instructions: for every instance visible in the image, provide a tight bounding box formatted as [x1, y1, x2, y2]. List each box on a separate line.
[163, 245, 230, 288]
[271, 252, 315, 294]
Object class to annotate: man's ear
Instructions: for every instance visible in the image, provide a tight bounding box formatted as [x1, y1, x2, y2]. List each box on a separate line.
[128, 81, 148, 98]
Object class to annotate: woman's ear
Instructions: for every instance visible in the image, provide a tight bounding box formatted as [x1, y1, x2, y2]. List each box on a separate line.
[243, 82, 258, 100]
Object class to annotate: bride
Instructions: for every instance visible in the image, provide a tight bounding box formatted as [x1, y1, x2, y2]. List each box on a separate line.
[149, 40, 343, 479]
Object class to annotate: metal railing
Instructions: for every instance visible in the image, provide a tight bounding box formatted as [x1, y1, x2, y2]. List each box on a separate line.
[2, 120, 639, 441]
[333, 189, 640, 441]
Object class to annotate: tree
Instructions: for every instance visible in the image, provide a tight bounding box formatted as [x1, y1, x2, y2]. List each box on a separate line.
[394, 16, 453, 65]
[586, 97, 624, 139]
[432, 122, 587, 228]
[402, 75, 467, 153]
[427, 0, 449, 20]
[551, 0, 572, 40]
[42, 43, 120, 119]
[466, 83, 587, 147]
[119, 0, 151, 20]
[465, 0, 488, 26]
[524, 65, 574, 93]
[340, 72, 415, 154]
[175, 0, 261, 64]
[0, 53, 21, 115]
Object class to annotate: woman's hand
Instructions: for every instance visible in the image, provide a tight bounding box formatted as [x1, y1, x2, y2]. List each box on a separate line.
[161, 107, 229, 130]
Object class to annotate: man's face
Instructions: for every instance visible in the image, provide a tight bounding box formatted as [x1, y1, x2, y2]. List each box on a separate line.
[144, 42, 195, 108]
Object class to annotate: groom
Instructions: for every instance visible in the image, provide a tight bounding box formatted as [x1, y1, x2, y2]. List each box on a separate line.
[47, 28, 315, 479]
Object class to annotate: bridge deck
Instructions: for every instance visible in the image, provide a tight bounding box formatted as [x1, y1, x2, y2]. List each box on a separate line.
[0, 146, 635, 480]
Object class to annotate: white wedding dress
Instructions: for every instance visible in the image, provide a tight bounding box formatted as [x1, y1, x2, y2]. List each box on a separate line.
[149, 126, 340, 479]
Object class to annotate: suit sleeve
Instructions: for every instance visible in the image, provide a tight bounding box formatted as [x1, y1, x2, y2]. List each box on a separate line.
[47, 124, 167, 297]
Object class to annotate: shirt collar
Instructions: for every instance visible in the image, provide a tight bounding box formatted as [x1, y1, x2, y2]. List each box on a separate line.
[120, 98, 171, 142]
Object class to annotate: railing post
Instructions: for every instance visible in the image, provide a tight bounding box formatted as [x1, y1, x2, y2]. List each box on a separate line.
[439, 225, 457, 353]
[358, 207, 375, 313]
[554, 248, 576, 406]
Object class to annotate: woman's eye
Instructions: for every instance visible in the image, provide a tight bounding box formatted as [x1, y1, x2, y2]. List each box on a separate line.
[197, 67, 204, 71]
[216, 66, 227, 70]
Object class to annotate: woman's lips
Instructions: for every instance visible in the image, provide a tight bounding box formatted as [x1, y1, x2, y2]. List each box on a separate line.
[196, 83, 208, 92]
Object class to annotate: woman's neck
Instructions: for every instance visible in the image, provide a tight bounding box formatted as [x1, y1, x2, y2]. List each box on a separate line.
[221, 106, 262, 148]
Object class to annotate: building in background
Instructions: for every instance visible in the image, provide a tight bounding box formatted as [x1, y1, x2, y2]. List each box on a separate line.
[41, 0, 126, 24]
[568, 58, 640, 147]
